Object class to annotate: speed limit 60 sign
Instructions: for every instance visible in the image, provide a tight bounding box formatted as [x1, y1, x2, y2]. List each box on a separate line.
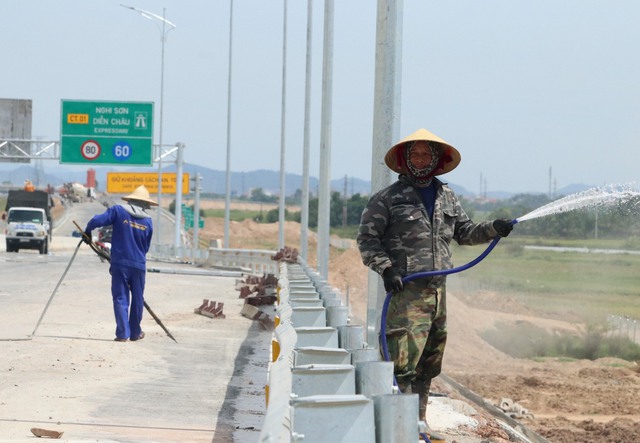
[60, 100, 154, 165]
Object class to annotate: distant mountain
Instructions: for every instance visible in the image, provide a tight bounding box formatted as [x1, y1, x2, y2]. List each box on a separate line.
[0, 163, 372, 197]
[0, 162, 594, 199]
[162, 164, 373, 197]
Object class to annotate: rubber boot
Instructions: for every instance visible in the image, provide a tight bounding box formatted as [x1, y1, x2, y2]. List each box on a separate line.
[396, 377, 412, 394]
[424, 422, 446, 443]
[411, 379, 430, 421]
[412, 379, 446, 443]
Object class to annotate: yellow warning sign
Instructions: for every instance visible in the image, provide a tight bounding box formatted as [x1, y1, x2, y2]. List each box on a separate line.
[67, 113, 89, 124]
[106, 172, 190, 194]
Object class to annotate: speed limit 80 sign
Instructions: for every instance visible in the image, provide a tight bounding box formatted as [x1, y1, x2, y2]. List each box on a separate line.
[60, 100, 154, 166]
[81, 140, 101, 160]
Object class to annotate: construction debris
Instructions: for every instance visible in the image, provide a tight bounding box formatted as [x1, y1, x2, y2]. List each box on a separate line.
[235, 273, 278, 306]
[258, 314, 275, 331]
[192, 274, 278, 325]
[270, 246, 298, 263]
[234, 273, 277, 330]
[30, 428, 64, 439]
[194, 299, 226, 319]
[240, 303, 261, 320]
[245, 294, 277, 306]
[240, 304, 275, 331]
[496, 397, 534, 419]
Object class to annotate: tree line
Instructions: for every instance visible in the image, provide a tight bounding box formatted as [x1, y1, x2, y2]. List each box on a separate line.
[294, 191, 640, 241]
[192, 187, 640, 241]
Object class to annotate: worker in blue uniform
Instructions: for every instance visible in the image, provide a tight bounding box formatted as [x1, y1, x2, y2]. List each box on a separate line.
[83, 185, 157, 342]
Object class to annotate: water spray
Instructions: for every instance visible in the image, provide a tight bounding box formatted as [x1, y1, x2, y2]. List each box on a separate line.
[517, 183, 640, 222]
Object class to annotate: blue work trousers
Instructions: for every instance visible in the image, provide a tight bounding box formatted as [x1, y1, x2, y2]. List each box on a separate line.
[110, 264, 146, 340]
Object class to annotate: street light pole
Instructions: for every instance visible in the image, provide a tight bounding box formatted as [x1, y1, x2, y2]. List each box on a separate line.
[121, 4, 176, 245]
[224, 0, 234, 249]
[278, 0, 288, 250]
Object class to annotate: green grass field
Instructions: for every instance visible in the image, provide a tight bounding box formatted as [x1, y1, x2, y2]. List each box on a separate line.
[202, 208, 262, 221]
[449, 238, 640, 321]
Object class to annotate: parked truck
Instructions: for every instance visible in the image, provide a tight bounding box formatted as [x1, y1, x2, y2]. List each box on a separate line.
[3, 190, 54, 254]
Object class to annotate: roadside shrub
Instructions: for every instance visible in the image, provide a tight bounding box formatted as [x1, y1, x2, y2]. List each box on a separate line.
[481, 321, 640, 361]
[624, 236, 640, 249]
[504, 242, 525, 256]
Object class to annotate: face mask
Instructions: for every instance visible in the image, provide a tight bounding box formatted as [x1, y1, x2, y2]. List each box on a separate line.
[406, 143, 440, 186]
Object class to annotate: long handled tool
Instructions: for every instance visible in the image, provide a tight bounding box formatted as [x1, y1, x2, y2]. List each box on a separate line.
[73, 221, 178, 343]
[31, 239, 84, 337]
[141, 301, 177, 342]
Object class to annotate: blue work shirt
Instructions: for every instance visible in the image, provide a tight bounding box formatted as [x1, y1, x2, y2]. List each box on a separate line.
[416, 182, 438, 220]
[86, 204, 153, 270]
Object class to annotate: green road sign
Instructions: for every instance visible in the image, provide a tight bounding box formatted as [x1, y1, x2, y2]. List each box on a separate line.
[191, 219, 204, 229]
[183, 213, 204, 229]
[181, 204, 193, 216]
[60, 100, 154, 165]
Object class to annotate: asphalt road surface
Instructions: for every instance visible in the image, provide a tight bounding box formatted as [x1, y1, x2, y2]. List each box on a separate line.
[0, 200, 270, 442]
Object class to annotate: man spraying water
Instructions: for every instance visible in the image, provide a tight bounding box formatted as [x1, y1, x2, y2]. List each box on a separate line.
[357, 128, 513, 442]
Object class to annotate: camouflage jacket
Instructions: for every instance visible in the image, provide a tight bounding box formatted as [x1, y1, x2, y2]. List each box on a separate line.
[357, 176, 498, 287]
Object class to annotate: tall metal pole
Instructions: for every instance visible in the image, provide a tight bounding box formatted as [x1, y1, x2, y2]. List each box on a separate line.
[317, 0, 334, 279]
[224, 0, 234, 249]
[300, 0, 313, 261]
[120, 5, 176, 246]
[278, 0, 288, 249]
[156, 9, 167, 246]
[193, 173, 201, 248]
[366, 0, 403, 347]
[174, 142, 185, 249]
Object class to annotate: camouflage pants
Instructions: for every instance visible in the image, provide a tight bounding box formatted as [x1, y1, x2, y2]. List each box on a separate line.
[383, 282, 447, 391]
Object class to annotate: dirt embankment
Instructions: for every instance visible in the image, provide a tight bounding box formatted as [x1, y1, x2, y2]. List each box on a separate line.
[198, 215, 640, 443]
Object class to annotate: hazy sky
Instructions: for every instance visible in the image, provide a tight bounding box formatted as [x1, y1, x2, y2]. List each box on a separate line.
[3, 1, 639, 194]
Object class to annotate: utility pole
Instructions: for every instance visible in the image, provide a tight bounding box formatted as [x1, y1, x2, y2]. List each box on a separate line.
[120, 5, 176, 247]
[223, 0, 234, 249]
[174, 142, 185, 249]
[300, 0, 313, 262]
[342, 174, 348, 228]
[192, 173, 202, 252]
[366, 0, 402, 347]
[278, 0, 288, 250]
[317, 0, 335, 279]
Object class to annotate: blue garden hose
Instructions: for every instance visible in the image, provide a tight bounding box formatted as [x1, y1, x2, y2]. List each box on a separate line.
[381, 221, 518, 362]
[379, 220, 518, 442]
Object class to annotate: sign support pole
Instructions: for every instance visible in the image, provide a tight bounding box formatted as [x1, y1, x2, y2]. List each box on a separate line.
[174, 142, 185, 250]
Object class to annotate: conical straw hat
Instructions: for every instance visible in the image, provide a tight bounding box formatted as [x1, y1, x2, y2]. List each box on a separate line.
[122, 185, 158, 206]
[384, 128, 461, 175]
